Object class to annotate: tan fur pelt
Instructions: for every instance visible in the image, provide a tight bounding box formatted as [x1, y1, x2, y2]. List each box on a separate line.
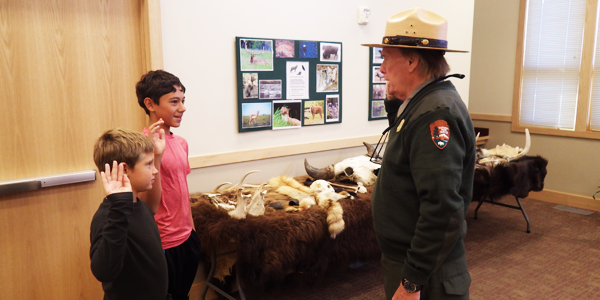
[268, 176, 352, 238]
[267, 175, 313, 194]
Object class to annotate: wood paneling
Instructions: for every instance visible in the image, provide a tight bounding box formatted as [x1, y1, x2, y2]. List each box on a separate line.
[0, 1, 156, 298]
[0, 0, 146, 181]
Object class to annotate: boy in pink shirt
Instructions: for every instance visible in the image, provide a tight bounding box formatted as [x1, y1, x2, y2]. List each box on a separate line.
[136, 70, 200, 300]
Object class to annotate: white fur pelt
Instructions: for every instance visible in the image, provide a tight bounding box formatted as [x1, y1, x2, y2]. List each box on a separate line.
[267, 176, 352, 238]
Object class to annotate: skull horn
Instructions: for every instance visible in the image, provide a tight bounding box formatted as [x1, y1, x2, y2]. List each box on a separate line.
[304, 159, 335, 180]
[363, 142, 382, 160]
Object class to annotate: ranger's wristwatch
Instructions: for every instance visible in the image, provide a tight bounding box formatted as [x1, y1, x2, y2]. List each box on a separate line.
[402, 278, 422, 293]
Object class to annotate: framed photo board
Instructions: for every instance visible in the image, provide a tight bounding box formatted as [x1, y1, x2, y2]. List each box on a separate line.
[368, 47, 387, 120]
[236, 37, 343, 132]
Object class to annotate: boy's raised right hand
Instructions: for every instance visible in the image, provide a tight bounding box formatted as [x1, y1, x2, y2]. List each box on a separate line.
[100, 160, 132, 196]
[149, 118, 166, 157]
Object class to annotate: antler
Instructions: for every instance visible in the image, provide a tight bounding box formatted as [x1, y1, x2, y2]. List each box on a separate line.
[232, 170, 261, 188]
[507, 128, 531, 161]
[243, 41, 266, 56]
[212, 182, 233, 193]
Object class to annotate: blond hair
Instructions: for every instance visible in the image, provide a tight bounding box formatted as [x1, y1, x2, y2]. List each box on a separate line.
[93, 128, 154, 172]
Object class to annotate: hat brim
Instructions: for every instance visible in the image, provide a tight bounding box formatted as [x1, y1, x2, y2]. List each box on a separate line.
[361, 43, 468, 53]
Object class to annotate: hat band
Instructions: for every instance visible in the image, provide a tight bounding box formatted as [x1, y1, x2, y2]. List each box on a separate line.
[382, 36, 447, 49]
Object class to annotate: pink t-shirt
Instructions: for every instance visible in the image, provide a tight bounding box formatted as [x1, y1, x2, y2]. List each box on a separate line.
[143, 129, 192, 249]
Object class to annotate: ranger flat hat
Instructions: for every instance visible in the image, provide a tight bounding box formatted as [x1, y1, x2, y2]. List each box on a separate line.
[362, 7, 467, 53]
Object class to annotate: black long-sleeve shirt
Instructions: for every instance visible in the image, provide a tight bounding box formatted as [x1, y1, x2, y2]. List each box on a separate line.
[90, 192, 168, 300]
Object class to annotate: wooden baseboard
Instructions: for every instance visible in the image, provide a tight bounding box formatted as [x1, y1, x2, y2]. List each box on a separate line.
[188, 135, 382, 169]
[527, 189, 600, 212]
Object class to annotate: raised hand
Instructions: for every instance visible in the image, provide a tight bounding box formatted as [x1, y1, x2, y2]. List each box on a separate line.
[149, 118, 166, 157]
[100, 160, 132, 196]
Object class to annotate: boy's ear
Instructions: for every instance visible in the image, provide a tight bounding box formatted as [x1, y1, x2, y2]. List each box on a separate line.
[122, 163, 130, 174]
[143, 97, 156, 112]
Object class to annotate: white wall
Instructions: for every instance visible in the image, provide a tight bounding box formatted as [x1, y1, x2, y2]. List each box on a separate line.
[159, 0, 475, 192]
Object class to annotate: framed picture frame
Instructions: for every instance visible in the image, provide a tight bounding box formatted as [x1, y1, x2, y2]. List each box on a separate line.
[236, 37, 343, 132]
[368, 47, 387, 121]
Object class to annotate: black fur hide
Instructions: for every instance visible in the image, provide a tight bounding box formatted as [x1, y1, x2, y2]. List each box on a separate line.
[473, 155, 548, 203]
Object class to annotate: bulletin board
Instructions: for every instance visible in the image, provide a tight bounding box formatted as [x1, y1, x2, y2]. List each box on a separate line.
[368, 47, 387, 121]
[236, 37, 343, 133]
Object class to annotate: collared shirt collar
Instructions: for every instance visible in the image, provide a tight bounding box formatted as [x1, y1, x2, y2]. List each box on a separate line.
[396, 77, 436, 118]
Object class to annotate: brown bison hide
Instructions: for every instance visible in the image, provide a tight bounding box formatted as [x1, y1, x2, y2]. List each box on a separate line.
[190, 180, 380, 291]
[473, 155, 548, 203]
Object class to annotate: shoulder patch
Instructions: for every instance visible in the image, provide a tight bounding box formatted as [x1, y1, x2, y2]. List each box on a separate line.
[430, 120, 450, 149]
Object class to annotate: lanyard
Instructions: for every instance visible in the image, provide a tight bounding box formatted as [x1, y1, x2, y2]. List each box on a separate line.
[369, 74, 465, 164]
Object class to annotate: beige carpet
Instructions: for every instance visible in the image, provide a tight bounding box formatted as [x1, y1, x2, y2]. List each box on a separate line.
[216, 196, 600, 299]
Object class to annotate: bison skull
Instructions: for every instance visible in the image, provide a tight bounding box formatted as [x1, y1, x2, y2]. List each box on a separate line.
[304, 142, 381, 186]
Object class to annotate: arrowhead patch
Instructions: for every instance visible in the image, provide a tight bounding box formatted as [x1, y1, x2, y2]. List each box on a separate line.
[430, 120, 450, 149]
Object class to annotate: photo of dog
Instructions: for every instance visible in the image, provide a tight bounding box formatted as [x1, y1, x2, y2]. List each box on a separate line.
[303, 100, 325, 125]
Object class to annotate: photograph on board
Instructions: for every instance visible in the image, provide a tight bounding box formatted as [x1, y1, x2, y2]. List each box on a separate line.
[316, 64, 338, 93]
[326, 94, 339, 122]
[303, 100, 325, 125]
[275, 40, 295, 58]
[373, 47, 383, 64]
[372, 84, 386, 100]
[371, 100, 387, 119]
[273, 100, 302, 129]
[299, 41, 317, 58]
[242, 73, 258, 99]
[240, 38, 274, 71]
[259, 80, 282, 99]
[320, 42, 341, 62]
[242, 102, 272, 129]
[373, 66, 385, 83]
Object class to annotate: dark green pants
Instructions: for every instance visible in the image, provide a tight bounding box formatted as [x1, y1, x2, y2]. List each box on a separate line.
[381, 253, 470, 300]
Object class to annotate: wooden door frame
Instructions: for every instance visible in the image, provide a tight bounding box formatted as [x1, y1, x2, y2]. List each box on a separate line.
[142, 0, 164, 71]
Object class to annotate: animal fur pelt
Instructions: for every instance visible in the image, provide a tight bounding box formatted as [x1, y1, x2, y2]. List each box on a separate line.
[267, 176, 314, 209]
[189, 176, 380, 292]
[268, 176, 352, 238]
[473, 155, 548, 203]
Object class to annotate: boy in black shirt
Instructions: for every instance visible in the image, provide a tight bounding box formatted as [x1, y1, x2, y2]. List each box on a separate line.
[90, 125, 170, 300]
